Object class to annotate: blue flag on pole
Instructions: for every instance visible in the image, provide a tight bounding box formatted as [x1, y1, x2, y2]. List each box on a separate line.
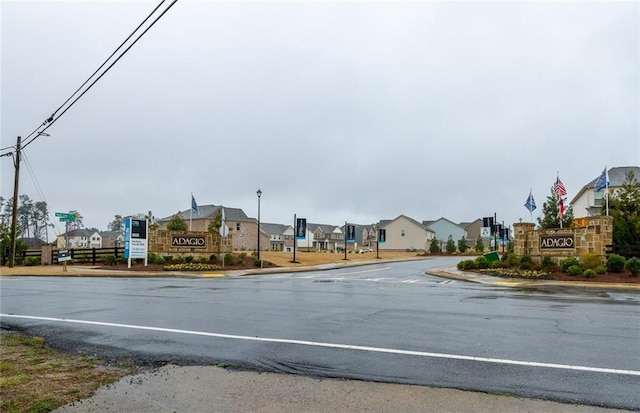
[191, 194, 199, 215]
[594, 167, 608, 192]
[524, 190, 536, 213]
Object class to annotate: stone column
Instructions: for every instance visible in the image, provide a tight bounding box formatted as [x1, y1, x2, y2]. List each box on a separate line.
[513, 222, 535, 257]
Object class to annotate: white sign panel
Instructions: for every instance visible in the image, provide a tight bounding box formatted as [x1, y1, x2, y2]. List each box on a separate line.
[481, 226, 492, 239]
[125, 218, 148, 259]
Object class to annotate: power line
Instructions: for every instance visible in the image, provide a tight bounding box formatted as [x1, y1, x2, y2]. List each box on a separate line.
[2, 0, 178, 155]
[2, 0, 178, 265]
[25, 0, 178, 149]
[49, 0, 169, 122]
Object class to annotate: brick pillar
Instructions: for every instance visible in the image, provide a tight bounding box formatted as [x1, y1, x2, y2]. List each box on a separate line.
[513, 222, 535, 256]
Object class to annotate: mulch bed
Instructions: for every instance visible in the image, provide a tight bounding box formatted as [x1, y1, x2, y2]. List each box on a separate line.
[478, 270, 639, 284]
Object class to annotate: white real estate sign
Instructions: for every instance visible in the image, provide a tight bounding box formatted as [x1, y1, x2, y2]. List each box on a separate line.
[125, 217, 148, 261]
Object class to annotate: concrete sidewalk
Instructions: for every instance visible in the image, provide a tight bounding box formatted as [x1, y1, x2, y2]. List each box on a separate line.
[53, 364, 630, 413]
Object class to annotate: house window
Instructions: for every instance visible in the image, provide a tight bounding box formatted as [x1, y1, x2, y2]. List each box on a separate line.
[401, 230, 405, 237]
[236, 223, 241, 231]
[594, 191, 603, 206]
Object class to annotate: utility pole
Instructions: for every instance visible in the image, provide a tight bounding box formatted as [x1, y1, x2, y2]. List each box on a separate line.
[9, 136, 21, 267]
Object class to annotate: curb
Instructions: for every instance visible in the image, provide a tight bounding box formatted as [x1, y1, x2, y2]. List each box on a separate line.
[428, 267, 640, 292]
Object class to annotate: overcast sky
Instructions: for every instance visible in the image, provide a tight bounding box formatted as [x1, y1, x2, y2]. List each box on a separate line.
[2, 0, 638, 239]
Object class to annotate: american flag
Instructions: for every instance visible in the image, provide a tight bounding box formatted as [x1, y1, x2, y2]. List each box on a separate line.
[554, 177, 567, 197]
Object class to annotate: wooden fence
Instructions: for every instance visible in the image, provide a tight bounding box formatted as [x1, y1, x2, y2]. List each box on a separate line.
[605, 244, 640, 258]
[3, 247, 124, 266]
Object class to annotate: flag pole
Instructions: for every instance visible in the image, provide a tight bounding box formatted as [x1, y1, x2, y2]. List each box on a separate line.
[189, 193, 193, 231]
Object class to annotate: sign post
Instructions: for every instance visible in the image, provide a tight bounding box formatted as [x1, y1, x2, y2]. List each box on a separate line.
[57, 249, 71, 271]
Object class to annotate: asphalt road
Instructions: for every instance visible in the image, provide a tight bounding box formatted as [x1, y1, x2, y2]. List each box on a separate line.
[1, 258, 639, 410]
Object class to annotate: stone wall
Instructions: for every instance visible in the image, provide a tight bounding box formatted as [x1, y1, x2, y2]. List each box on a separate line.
[513, 216, 613, 262]
[149, 228, 232, 260]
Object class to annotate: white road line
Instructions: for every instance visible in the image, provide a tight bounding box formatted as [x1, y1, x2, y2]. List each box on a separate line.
[2, 313, 638, 377]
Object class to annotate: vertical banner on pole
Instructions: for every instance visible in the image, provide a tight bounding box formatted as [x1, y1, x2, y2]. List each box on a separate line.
[296, 218, 307, 239]
[378, 229, 386, 243]
[293, 216, 305, 264]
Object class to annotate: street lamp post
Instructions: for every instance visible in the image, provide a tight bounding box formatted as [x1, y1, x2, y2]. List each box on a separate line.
[256, 189, 262, 261]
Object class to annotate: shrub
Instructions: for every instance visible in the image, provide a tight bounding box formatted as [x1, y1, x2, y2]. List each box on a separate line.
[209, 254, 217, 263]
[147, 252, 161, 265]
[173, 256, 184, 264]
[458, 237, 468, 253]
[429, 238, 440, 253]
[24, 256, 39, 266]
[163, 263, 219, 271]
[457, 260, 476, 270]
[520, 255, 534, 270]
[595, 266, 607, 275]
[541, 256, 557, 271]
[254, 259, 262, 267]
[606, 254, 626, 273]
[185, 256, 194, 263]
[239, 252, 247, 260]
[475, 256, 489, 269]
[580, 253, 602, 271]
[163, 256, 173, 264]
[490, 260, 503, 269]
[567, 265, 583, 276]
[625, 257, 640, 277]
[446, 236, 456, 254]
[503, 253, 519, 267]
[105, 255, 118, 266]
[224, 253, 233, 265]
[583, 269, 597, 278]
[560, 257, 580, 273]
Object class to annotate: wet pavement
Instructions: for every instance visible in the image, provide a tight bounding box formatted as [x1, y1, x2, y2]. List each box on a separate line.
[2, 260, 638, 412]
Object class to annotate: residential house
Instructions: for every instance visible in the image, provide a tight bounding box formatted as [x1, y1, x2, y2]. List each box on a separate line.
[340, 223, 378, 250]
[378, 215, 434, 251]
[295, 228, 315, 251]
[156, 204, 269, 251]
[423, 217, 467, 251]
[462, 219, 483, 244]
[20, 237, 47, 249]
[362, 225, 378, 248]
[570, 166, 640, 217]
[307, 223, 343, 251]
[261, 223, 294, 252]
[56, 229, 102, 249]
[100, 231, 124, 248]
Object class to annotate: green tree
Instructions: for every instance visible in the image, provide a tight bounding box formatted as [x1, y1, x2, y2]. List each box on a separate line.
[429, 238, 440, 253]
[32, 201, 52, 240]
[475, 236, 484, 253]
[3, 195, 52, 241]
[167, 213, 187, 231]
[109, 215, 125, 232]
[608, 170, 640, 248]
[446, 235, 456, 254]
[537, 188, 574, 229]
[457, 236, 468, 253]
